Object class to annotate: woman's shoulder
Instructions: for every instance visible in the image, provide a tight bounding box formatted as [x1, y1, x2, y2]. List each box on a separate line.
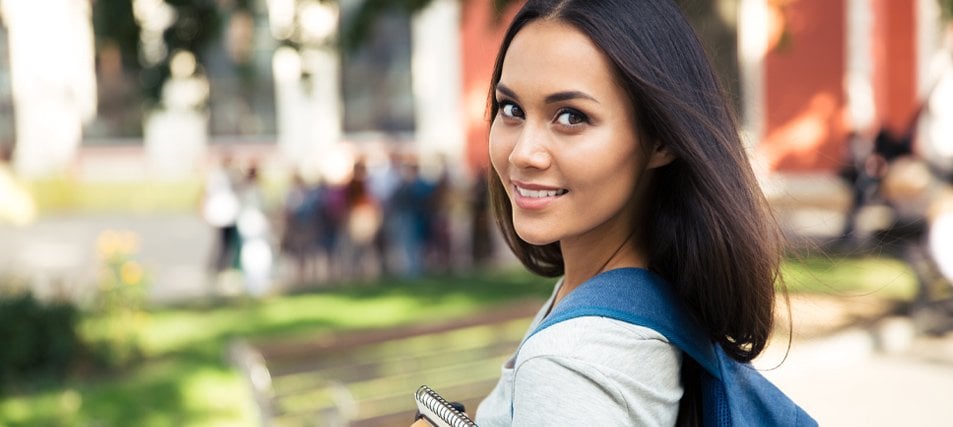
[511, 316, 684, 423]
[517, 316, 681, 371]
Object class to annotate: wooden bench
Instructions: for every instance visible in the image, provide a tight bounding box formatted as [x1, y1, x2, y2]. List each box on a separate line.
[229, 301, 540, 426]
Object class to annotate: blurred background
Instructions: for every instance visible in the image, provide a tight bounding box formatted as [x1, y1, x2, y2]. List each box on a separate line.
[0, 0, 952, 425]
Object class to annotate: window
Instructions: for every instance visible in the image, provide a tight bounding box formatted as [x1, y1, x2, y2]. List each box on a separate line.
[339, 0, 415, 134]
[204, 1, 277, 137]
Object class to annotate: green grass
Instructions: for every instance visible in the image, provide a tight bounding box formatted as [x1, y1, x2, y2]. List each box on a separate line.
[0, 256, 919, 426]
[0, 269, 552, 427]
[782, 254, 918, 300]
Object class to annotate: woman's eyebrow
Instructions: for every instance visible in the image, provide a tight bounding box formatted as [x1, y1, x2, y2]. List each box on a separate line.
[496, 84, 519, 100]
[544, 91, 599, 104]
[496, 84, 599, 105]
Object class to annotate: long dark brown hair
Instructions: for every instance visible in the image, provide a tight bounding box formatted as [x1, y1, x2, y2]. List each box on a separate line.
[487, 0, 783, 364]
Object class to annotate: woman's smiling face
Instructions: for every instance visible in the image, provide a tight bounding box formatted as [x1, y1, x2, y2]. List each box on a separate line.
[490, 19, 659, 248]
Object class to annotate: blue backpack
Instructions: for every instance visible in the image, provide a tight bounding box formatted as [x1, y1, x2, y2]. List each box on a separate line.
[527, 268, 817, 427]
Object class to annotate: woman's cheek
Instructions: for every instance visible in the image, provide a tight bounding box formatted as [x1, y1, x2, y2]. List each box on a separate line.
[488, 122, 512, 181]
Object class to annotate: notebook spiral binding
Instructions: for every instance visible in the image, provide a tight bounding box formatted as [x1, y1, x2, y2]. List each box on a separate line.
[415, 385, 477, 427]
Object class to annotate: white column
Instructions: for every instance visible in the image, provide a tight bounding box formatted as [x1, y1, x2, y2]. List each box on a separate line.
[2, 0, 97, 177]
[916, 0, 942, 98]
[302, 43, 342, 155]
[144, 51, 210, 179]
[411, 0, 464, 180]
[845, 0, 875, 132]
[269, 0, 341, 179]
[737, 0, 768, 150]
[913, 0, 953, 168]
[273, 46, 308, 167]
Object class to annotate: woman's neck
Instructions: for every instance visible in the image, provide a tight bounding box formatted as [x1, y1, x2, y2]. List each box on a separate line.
[555, 231, 647, 305]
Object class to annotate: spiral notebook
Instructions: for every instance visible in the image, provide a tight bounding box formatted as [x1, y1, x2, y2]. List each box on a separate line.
[414, 385, 477, 427]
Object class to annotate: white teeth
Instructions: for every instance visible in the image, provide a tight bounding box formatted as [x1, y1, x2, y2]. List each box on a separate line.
[516, 186, 566, 198]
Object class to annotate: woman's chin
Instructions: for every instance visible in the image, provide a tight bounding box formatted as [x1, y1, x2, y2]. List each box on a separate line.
[514, 228, 558, 247]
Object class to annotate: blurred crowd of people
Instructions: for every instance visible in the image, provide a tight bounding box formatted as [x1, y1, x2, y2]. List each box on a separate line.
[201, 154, 272, 296]
[837, 28, 953, 332]
[201, 148, 497, 295]
[838, 126, 953, 332]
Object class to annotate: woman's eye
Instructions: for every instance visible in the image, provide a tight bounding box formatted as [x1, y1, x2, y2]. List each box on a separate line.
[500, 102, 523, 119]
[555, 109, 587, 126]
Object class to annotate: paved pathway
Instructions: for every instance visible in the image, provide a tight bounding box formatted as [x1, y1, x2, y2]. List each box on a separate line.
[758, 318, 953, 426]
[0, 214, 216, 305]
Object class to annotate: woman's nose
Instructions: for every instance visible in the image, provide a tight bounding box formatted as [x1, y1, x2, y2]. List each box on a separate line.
[508, 126, 551, 170]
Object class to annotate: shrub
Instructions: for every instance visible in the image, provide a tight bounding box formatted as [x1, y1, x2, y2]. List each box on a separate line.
[0, 291, 79, 393]
[86, 230, 150, 368]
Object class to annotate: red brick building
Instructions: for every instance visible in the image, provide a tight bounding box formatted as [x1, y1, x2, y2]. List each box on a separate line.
[459, 0, 943, 176]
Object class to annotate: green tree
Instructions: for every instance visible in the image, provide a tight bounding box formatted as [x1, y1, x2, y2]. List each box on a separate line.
[90, 0, 953, 106]
[340, 0, 516, 50]
[93, 0, 222, 104]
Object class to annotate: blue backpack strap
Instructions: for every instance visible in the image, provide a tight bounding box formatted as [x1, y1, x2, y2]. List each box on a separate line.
[527, 268, 721, 379]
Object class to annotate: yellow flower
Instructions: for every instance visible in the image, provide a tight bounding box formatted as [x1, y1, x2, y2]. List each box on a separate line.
[120, 261, 144, 285]
[118, 231, 140, 254]
[96, 230, 119, 259]
[96, 230, 141, 260]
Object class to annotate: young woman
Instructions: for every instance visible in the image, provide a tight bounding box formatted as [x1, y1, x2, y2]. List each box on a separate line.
[415, 0, 782, 425]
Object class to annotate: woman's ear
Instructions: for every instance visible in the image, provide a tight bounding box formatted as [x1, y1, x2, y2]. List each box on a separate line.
[646, 143, 676, 169]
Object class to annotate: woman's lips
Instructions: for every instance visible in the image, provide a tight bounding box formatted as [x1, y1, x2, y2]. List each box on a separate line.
[511, 182, 568, 210]
[515, 186, 568, 198]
